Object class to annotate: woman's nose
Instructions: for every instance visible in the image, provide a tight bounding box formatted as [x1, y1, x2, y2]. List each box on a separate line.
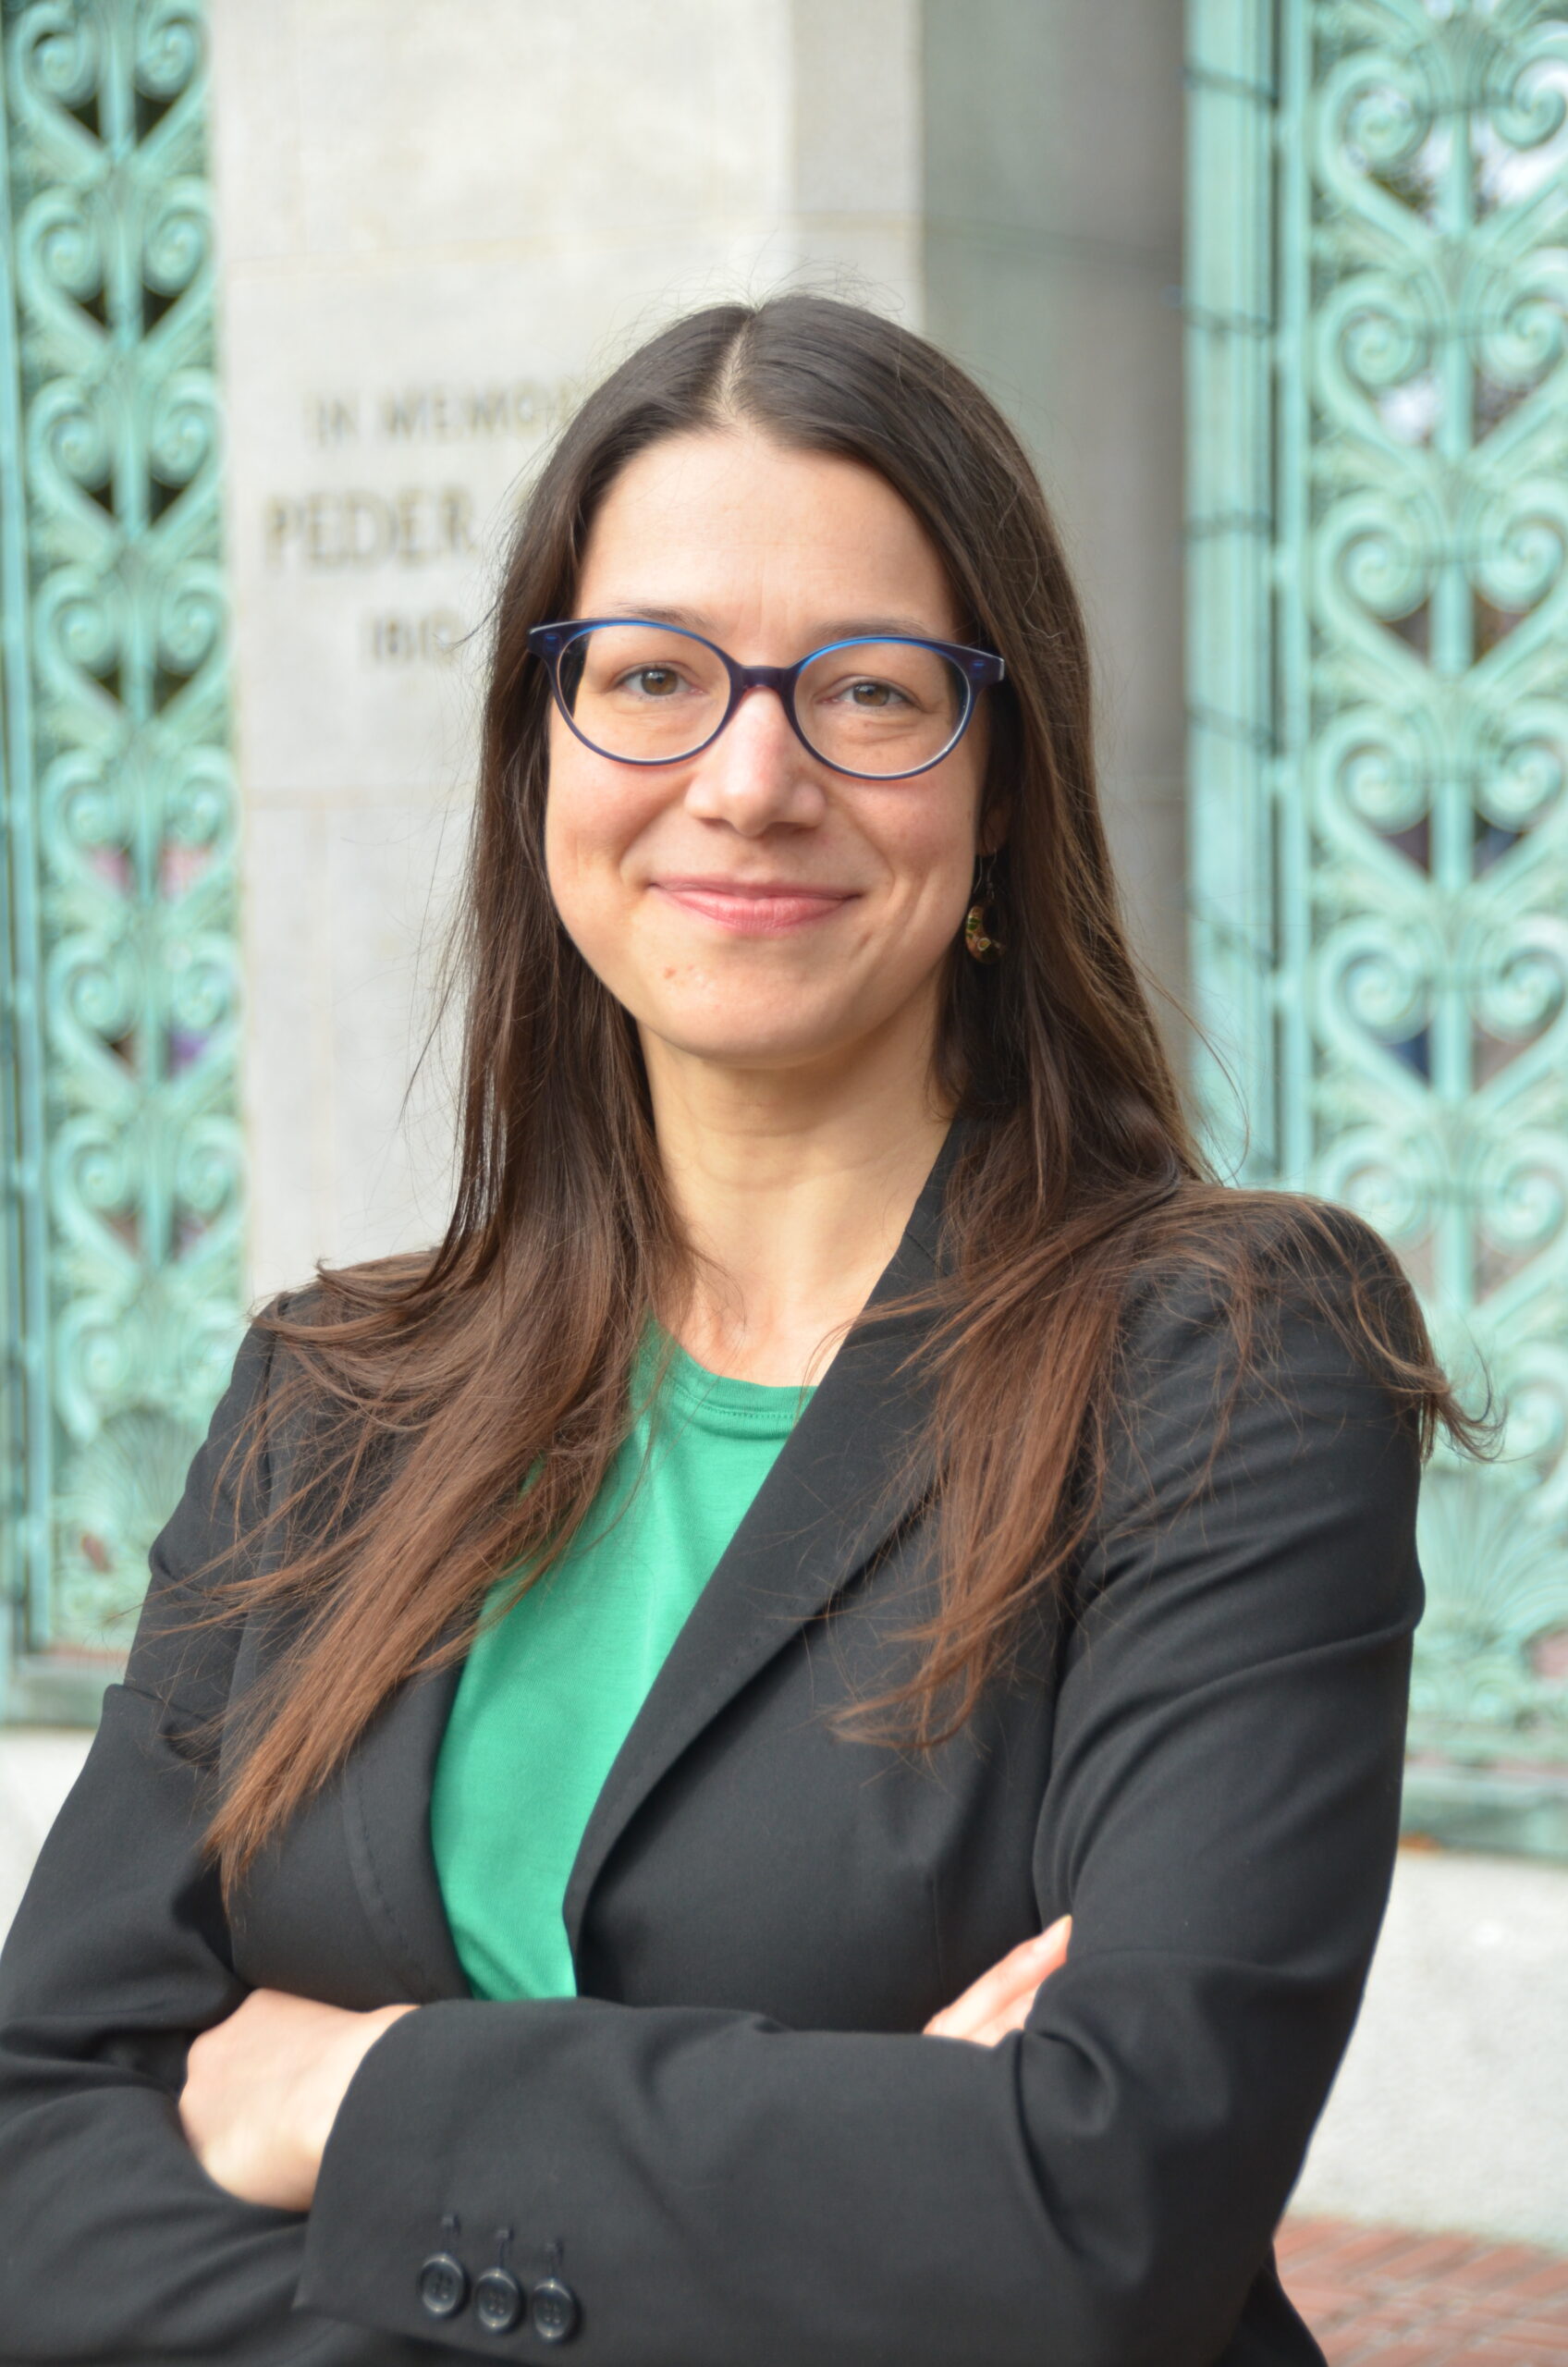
[682, 684, 827, 834]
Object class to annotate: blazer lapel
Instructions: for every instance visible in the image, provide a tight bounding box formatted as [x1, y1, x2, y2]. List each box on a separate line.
[560, 1123, 960, 1961]
[339, 1119, 966, 2003]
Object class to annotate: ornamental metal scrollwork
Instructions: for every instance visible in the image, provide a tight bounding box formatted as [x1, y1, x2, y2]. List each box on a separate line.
[1189, 0, 1568, 1857]
[0, 0, 241, 1719]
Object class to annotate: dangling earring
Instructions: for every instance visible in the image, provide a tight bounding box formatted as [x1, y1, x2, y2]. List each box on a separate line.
[963, 856, 1004, 964]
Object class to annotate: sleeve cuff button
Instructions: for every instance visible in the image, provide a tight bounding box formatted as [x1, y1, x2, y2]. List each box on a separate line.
[532, 2276, 581, 2343]
[417, 2252, 470, 2319]
[475, 2266, 526, 2334]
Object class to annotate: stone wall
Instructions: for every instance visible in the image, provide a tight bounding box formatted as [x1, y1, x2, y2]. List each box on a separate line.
[210, 0, 928, 1309]
[1293, 1849, 1568, 2252]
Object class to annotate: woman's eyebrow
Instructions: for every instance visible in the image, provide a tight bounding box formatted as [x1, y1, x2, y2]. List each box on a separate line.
[803, 616, 952, 645]
[592, 602, 954, 644]
[595, 601, 711, 630]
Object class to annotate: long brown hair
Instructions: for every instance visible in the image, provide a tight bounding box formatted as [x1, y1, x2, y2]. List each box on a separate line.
[197, 294, 1474, 1889]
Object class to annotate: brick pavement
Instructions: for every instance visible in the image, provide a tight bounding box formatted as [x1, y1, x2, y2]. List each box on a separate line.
[1280, 2215, 1568, 2365]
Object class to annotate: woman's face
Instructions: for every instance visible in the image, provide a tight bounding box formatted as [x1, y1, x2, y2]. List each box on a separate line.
[543, 427, 988, 1085]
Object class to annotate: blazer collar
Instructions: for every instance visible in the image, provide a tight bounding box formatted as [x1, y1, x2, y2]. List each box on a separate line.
[341, 1117, 970, 2004]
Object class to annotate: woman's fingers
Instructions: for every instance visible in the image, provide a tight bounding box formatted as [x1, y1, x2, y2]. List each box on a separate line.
[922, 1914, 1072, 2045]
[179, 1987, 414, 2211]
[922, 1914, 1072, 2043]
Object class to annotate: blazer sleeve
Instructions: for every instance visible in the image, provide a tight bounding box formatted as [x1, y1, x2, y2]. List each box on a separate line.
[297, 1230, 1424, 2367]
[0, 1308, 386, 2367]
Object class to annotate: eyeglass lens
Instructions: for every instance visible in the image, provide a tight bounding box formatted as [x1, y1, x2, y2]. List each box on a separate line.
[556, 624, 969, 776]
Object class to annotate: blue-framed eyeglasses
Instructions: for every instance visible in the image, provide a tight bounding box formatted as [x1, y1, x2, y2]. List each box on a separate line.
[527, 618, 1005, 781]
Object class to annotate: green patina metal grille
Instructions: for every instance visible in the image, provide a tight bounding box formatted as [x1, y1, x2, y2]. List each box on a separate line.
[0, 0, 241, 1722]
[1188, 0, 1568, 1858]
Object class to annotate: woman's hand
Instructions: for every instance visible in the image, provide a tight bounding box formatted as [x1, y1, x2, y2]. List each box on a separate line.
[922, 1914, 1072, 2045]
[179, 1988, 416, 2211]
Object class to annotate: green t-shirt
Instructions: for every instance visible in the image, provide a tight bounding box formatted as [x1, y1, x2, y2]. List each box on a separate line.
[430, 1335, 814, 2001]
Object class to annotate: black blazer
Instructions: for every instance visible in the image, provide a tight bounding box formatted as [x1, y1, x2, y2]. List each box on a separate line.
[0, 1141, 1423, 2367]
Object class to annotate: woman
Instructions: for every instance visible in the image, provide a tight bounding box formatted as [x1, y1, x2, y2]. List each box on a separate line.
[0, 295, 1467, 2367]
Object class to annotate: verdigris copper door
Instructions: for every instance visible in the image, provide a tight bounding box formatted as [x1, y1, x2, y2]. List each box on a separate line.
[0, 0, 241, 1723]
[1187, 0, 1568, 1858]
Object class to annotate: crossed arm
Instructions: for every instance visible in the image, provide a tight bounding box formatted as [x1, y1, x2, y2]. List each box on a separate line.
[178, 1922, 1075, 2211]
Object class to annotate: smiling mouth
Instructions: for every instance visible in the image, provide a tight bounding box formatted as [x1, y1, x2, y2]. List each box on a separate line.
[652, 878, 859, 937]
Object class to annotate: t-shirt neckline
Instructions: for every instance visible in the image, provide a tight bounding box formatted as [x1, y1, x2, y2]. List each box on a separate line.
[643, 1326, 817, 1438]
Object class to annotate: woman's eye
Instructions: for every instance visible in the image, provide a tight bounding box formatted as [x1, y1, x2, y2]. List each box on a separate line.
[840, 678, 908, 709]
[624, 666, 682, 698]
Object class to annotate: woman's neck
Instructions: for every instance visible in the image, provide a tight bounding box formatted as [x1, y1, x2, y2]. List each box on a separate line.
[643, 1006, 952, 1388]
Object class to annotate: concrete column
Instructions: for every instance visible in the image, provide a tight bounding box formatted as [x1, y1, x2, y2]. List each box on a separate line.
[923, 0, 1189, 1023]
